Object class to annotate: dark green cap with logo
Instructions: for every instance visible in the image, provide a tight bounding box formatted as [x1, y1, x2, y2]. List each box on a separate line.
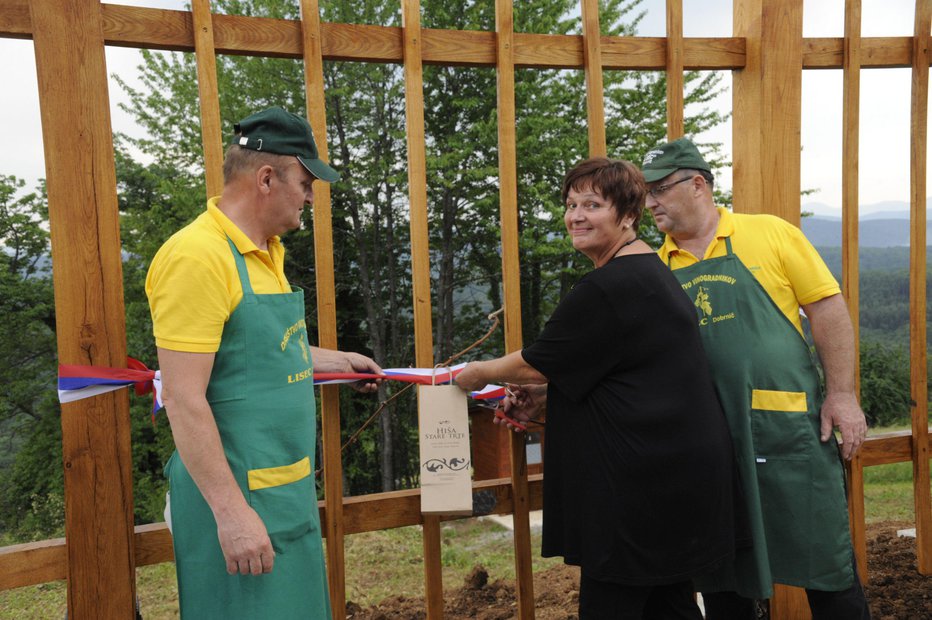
[232, 106, 339, 182]
[641, 137, 711, 183]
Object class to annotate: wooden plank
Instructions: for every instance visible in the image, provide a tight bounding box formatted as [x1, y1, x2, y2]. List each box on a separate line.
[399, 1, 441, 615]
[0, 537, 68, 591]
[804, 36, 914, 69]
[133, 522, 174, 566]
[732, 0, 764, 214]
[771, 584, 811, 620]
[846, 455, 868, 581]
[759, 0, 803, 225]
[298, 0, 348, 615]
[0, 0, 31, 39]
[28, 1, 136, 617]
[8, 2, 929, 71]
[494, 5, 534, 616]
[191, 0, 224, 197]
[665, 0, 684, 140]
[910, 0, 932, 576]
[842, 0, 862, 398]
[4, 2, 749, 69]
[580, 0, 607, 156]
[842, 0, 867, 582]
[860, 431, 920, 467]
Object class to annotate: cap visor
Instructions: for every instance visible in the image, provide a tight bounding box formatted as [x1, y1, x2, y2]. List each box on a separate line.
[641, 167, 680, 183]
[299, 156, 340, 183]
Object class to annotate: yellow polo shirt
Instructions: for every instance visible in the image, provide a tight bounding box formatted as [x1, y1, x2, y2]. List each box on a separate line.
[146, 197, 291, 353]
[657, 207, 840, 334]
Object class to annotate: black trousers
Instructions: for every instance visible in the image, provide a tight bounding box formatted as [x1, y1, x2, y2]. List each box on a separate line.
[579, 574, 703, 620]
[702, 561, 871, 620]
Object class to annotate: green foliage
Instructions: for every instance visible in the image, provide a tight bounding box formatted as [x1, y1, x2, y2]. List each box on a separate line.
[859, 341, 913, 427]
[0, 175, 63, 541]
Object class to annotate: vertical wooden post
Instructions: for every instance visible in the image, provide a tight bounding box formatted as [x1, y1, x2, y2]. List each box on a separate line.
[734, 1, 810, 617]
[909, 0, 932, 576]
[299, 0, 347, 614]
[400, 0, 443, 616]
[29, 0, 136, 617]
[759, 0, 803, 225]
[495, 1, 534, 617]
[842, 0, 868, 583]
[191, 0, 224, 197]
[732, 0, 763, 214]
[665, 0, 684, 140]
[580, 0, 606, 157]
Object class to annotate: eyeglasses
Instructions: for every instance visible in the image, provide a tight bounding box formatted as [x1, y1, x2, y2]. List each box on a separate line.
[647, 175, 693, 198]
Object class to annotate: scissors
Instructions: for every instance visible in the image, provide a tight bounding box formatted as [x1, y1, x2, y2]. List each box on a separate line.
[493, 384, 528, 431]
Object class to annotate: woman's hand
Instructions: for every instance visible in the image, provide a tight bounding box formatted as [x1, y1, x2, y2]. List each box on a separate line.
[494, 383, 547, 432]
[454, 361, 487, 393]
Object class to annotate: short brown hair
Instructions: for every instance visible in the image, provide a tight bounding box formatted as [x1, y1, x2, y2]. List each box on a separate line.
[222, 142, 289, 184]
[561, 158, 646, 230]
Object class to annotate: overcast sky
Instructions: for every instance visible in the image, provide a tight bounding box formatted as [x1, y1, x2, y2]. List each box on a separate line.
[0, 0, 924, 212]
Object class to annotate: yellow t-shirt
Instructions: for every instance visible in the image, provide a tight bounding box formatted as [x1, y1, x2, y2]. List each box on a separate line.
[657, 207, 840, 334]
[146, 197, 291, 353]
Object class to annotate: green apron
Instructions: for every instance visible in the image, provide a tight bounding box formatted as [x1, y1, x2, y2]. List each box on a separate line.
[671, 237, 854, 598]
[165, 237, 331, 619]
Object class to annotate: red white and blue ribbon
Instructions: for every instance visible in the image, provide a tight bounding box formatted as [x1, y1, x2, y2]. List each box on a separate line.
[58, 357, 163, 412]
[57, 360, 504, 413]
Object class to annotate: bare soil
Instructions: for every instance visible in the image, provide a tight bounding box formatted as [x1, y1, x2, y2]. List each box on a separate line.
[346, 521, 931, 619]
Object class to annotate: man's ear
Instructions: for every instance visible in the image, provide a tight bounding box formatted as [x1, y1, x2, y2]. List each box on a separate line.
[256, 165, 275, 195]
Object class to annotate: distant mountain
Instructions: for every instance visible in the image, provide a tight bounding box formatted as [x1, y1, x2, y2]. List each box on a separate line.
[800, 216, 932, 247]
[802, 198, 929, 221]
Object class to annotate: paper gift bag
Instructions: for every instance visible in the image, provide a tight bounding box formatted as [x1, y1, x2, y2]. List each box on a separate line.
[418, 383, 473, 515]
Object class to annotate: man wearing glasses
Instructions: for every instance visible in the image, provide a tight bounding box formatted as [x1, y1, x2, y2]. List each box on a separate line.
[642, 137, 870, 620]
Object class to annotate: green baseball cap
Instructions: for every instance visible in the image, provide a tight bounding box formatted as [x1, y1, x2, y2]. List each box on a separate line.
[232, 106, 339, 183]
[641, 137, 711, 183]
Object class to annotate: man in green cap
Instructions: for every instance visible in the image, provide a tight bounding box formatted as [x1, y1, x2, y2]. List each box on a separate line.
[146, 106, 382, 618]
[641, 137, 870, 619]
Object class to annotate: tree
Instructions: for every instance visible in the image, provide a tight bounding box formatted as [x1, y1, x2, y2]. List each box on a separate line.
[859, 340, 913, 427]
[0, 175, 63, 540]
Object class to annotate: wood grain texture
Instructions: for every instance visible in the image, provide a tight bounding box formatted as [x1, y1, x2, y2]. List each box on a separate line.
[399, 3, 442, 615]
[5, 2, 927, 70]
[665, 0, 684, 139]
[732, 0, 764, 214]
[842, 0, 867, 581]
[759, 0, 803, 225]
[299, 0, 348, 613]
[581, 0, 607, 156]
[494, 6, 534, 615]
[28, 0, 136, 616]
[191, 0, 224, 197]
[910, 0, 932, 576]
[771, 584, 812, 620]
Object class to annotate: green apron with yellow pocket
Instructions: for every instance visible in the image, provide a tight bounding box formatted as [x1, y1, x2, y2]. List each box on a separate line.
[670, 237, 854, 598]
[165, 237, 330, 619]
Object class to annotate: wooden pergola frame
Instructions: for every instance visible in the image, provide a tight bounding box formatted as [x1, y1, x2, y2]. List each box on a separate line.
[0, 1, 930, 618]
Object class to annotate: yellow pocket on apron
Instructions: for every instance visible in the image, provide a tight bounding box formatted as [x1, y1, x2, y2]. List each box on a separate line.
[247, 456, 315, 549]
[750, 388, 818, 581]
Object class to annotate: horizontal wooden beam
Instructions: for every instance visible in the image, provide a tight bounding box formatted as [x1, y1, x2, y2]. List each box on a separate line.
[804, 36, 914, 69]
[0, 476, 543, 591]
[0, 3, 922, 71]
[1, 2, 745, 70]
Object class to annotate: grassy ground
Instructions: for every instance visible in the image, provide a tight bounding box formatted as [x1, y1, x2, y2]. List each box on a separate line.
[1, 436, 928, 618]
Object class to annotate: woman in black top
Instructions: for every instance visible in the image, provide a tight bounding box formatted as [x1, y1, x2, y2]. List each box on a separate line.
[455, 158, 743, 620]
